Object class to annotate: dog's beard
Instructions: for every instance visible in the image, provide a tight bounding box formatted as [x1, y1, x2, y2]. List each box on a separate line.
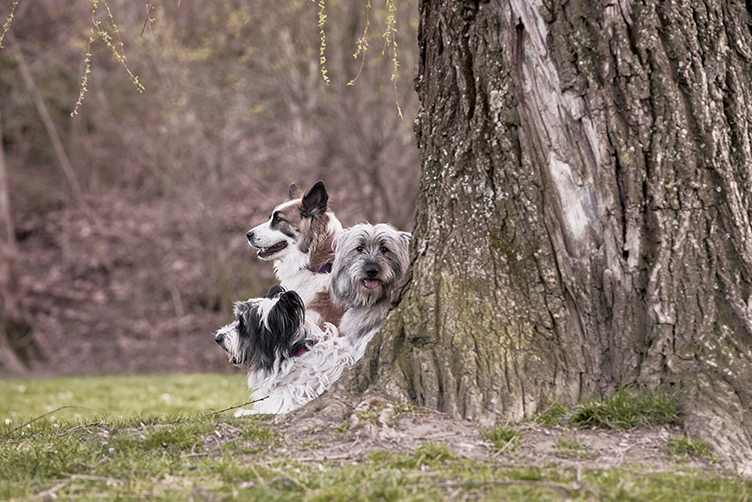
[331, 258, 398, 308]
[330, 224, 410, 309]
[214, 289, 308, 373]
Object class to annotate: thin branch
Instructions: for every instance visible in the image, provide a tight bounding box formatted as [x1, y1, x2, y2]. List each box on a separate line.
[61, 473, 125, 486]
[206, 396, 269, 416]
[412, 479, 579, 495]
[140, 0, 156, 37]
[30, 480, 71, 500]
[1, 406, 117, 440]
[8, 33, 98, 225]
[0, 0, 18, 49]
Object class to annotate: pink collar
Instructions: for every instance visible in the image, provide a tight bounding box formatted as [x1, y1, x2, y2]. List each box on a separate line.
[293, 339, 318, 357]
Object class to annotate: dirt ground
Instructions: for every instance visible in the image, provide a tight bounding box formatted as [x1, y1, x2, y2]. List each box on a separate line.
[203, 394, 720, 478]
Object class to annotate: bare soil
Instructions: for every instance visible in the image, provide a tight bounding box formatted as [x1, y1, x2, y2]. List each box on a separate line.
[204, 395, 720, 477]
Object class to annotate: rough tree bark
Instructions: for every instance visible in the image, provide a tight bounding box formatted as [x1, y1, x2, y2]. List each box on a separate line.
[336, 0, 752, 474]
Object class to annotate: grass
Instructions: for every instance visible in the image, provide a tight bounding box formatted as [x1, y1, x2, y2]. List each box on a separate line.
[482, 422, 525, 452]
[555, 434, 596, 460]
[0, 375, 750, 500]
[1, 373, 249, 425]
[534, 399, 569, 426]
[667, 433, 719, 463]
[568, 386, 678, 429]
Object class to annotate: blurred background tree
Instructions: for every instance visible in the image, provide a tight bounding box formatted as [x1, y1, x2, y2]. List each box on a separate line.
[0, 0, 419, 374]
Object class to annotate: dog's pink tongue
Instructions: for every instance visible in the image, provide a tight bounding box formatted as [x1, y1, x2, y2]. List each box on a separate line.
[364, 279, 379, 289]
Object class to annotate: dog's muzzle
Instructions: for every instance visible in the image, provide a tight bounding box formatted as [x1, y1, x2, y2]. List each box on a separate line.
[365, 264, 379, 278]
[215, 333, 239, 364]
[215, 332, 226, 347]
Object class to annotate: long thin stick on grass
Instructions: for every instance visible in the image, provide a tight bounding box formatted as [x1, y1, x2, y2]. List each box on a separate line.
[206, 396, 269, 416]
[31, 474, 125, 500]
[1, 406, 117, 440]
[413, 479, 579, 495]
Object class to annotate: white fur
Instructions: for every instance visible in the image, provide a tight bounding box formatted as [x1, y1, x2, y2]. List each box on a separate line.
[237, 320, 353, 415]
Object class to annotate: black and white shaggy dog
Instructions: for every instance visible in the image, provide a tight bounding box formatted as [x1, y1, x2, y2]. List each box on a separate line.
[214, 285, 352, 415]
[246, 181, 343, 313]
[330, 223, 411, 361]
[214, 223, 410, 415]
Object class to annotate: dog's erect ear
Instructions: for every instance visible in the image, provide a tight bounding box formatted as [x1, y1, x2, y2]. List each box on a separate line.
[289, 182, 301, 199]
[266, 284, 285, 299]
[301, 181, 328, 218]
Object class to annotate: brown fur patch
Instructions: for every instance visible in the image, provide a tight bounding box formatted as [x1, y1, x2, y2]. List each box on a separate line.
[277, 202, 304, 227]
[308, 290, 348, 328]
[305, 214, 336, 267]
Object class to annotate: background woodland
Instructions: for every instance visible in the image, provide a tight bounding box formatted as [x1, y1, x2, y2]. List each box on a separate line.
[0, 0, 419, 375]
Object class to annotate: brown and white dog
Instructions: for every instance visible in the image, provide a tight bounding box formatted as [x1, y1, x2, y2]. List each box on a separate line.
[246, 181, 344, 326]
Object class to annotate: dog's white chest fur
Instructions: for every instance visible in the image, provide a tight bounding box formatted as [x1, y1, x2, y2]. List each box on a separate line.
[274, 259, 330, 306]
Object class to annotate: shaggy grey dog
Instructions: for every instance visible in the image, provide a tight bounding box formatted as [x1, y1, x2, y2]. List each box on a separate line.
[330, 223, 411, 360]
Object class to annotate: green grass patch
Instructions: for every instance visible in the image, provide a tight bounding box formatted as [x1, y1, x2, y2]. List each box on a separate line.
[534, 399, 570, 426]
[569, 386, 678, 429]
[667, 433, 719, 463]
[482, 422, 525, 452]
[0, 373, 248, 426]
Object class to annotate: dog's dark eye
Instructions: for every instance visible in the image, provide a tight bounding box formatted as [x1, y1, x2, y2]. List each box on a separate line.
[380, 246, 389, 254]
[356, 246, 364, 253]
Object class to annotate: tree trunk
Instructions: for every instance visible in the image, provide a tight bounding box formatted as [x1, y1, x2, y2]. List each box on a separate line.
[0, 111, 37, 375]
[343, 0, 752, 474]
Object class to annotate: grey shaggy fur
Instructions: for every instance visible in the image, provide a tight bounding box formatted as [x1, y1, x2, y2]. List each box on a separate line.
[330, 223, 411, 360]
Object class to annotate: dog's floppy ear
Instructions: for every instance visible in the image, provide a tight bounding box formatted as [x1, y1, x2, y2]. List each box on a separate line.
[289, 182, 301, 199]
[268, 291, 306, 358]
[272, 291, 306, 331]
[331, 226, 350, 255]
[383, 225, 411, 280]
[265, 284, 285, 299]
[301, 181, 329, 219]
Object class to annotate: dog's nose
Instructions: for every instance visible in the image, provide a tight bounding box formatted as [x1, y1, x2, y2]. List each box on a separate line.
[214, 333, 225, 346]
[365, 265, 379, 278]
[246, 230, 255, 243]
